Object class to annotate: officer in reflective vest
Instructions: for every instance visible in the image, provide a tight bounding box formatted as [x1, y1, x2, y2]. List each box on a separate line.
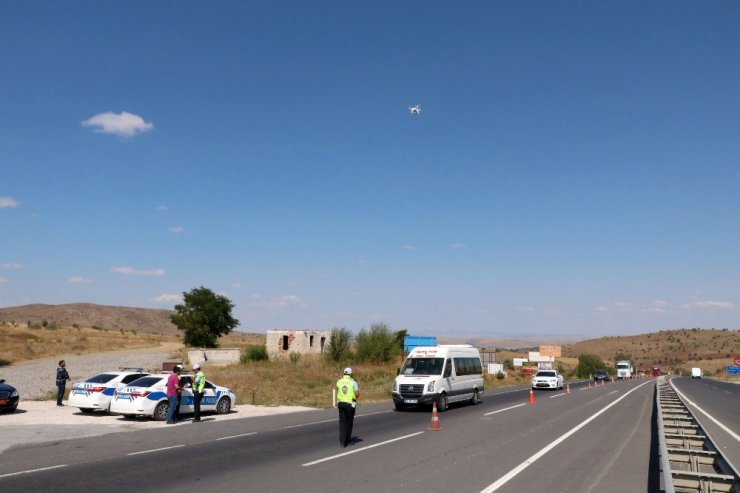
[192, 363, 205, 423]
[336, 367, 359, 448]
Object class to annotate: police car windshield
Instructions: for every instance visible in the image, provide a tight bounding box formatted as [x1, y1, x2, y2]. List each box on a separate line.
[85, 373, 118, 384]
[400, 357, 444, 376]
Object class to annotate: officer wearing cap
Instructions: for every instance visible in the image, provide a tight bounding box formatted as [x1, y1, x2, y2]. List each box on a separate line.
[192, 363, 205, 423]
[336, 367, 359, 448]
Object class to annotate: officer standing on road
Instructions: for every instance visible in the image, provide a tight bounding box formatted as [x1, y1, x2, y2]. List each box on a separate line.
[336, 367, 359, 448]
[55, 360, 70, 406]
[192, 363, 205, 422]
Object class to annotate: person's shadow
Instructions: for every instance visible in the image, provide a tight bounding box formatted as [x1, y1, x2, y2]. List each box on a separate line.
[348, 437, 363, 446]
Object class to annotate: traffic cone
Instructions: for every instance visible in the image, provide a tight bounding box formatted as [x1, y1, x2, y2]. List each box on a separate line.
[528, 388, 535, 405]
[566, 383, 571, 395]
[429, 401, 441, 430]
[611, 376, 615, 384]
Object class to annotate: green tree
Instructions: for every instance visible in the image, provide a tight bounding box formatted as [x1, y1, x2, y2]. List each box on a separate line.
[576, 353, 607, 378]
[394, 328, 408, 352]
[355, 322, 400, 363]
[170, 286, 239, 348]
[326, 327, 353, 362]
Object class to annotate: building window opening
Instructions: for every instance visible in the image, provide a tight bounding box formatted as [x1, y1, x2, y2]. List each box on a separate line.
[310, 335, 314, 347]
[282, 335, 289, 351]
[320, 337, 326, 353]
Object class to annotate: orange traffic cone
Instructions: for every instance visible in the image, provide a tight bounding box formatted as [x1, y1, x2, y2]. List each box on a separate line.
[528, 388, 535, 405]
[566, 383, 571, 395]
[429, 401, 441, 430]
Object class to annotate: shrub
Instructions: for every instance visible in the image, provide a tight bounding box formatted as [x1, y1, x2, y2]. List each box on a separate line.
[241, 345, 268, 362]
[496, 371, 505, 380]
[325, 327, 353, 363]
[289, 351, 301, 364]
[355, 323, 401, 363]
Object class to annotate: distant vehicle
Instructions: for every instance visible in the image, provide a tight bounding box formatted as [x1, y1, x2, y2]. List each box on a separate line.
[616, 360, 633, 380]
[110, 373, 235, 420]
[68, 369, 150, 413]
[594, 370, 609, 383]
[392, 345, 483, 412]
[408, 104, 421, 115]
[651, 366, 661, 377]
[0, 379, 19, 413]
[691, 367, 702, 379]
[531, 370, 564, 390]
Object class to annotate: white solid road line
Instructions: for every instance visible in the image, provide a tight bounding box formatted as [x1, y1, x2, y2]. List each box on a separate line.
[480, 380, 652, 493]
[0, 464, 67, 479]
[216, 432, 258, 441]
[302, 432, 425, 467]
[484, 403, 527, 416]
[672, 384, 740, 442]
[127, 444, 186, 456]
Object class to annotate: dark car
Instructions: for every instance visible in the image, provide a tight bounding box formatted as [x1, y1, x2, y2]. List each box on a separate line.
[0, 379, 20, 412]
[594, 370, 609, 382]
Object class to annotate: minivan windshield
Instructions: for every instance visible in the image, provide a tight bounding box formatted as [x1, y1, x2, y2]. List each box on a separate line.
[400, 357, 444, 376]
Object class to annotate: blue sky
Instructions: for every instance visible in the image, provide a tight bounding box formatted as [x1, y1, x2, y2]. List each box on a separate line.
[1, 2, 739, 340]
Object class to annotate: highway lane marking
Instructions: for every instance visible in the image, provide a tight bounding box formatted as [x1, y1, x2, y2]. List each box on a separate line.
[301, 432, 425, 467]
[484, 404, 527, 416]
[479, 380, 652, 493]
[216, 432, 258, 441]
[280, 410, 393, 431]
[671, 385, 740, 442]
[0, 464, 67, 479]
[127, 444, 186, 456]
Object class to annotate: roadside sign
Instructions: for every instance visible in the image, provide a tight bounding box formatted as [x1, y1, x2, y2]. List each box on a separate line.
[727, 366, 740, 376]
[734, 357, 740, 366]
[540, 345, 562, 357]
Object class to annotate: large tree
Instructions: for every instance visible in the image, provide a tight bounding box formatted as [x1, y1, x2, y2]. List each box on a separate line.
[170, 286, 239, 348]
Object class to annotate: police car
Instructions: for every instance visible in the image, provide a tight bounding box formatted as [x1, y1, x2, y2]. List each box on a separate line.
[110, 373, 236, 420]
[68, 369, 151, 413]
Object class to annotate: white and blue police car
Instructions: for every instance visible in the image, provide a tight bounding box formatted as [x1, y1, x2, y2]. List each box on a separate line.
[110, 373, 236, 420]
[68, 369, 151, 413]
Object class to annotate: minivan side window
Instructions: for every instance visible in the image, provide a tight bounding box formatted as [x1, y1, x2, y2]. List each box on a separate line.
[443, 359, 452, 378]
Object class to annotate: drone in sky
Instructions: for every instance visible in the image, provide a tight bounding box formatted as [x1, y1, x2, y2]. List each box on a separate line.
[408, 104, 421, 115]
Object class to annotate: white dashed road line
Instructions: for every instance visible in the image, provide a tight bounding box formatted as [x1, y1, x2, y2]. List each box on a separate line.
[216, 432, 258, 441]
[127, 444, 186, 456]
[302, 432, 425, 467]
[0, 465, 68, 479]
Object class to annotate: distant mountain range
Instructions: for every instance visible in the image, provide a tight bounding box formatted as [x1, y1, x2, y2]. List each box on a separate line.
[0, 303, 178, 336]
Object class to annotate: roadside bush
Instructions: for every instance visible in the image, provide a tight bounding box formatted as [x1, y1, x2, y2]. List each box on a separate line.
[325, 327, 353, 363]
[289, 351, 301, 364]
[576, 353, 607, 378]
[355, 322, 401, 363]
[241, 345, 268, 362]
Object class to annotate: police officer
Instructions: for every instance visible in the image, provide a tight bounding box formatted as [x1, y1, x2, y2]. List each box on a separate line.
[336, 367, 359, 448]
[192, 363, 205, 422]
[56, 360, 70, 406]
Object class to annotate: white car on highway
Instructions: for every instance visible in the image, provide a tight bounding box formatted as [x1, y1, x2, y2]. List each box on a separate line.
[531, 370, 564, 390]
[68, 369, 151, 413]
[110, 373, 236, 420]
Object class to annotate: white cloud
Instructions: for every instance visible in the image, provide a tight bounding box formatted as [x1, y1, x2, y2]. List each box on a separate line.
[69, 276, 92, 284]
[450, 243, 466, 249]
[0, 277, 7, 283]
[683, 300, 733, 310]
[248, 294, 308, 309]
[152, 294, 182, 303]
[0, 197, 19, 208]
[109, 266, 165, 276]
[0, 263, 24, 269]
[82, 111, 153, 137]
[168, 226, 184, 234]
[157, 205, 168, 212]
[232, 283, 242, 289]
[402, 244, 417, 251]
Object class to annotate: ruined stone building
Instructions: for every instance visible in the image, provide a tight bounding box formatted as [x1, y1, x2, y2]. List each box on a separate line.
[266, 329, 331, 359]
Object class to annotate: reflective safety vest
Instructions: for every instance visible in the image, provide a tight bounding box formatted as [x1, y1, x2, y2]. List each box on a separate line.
[194, 371, 205, 393]
[336, 376, 357, 404]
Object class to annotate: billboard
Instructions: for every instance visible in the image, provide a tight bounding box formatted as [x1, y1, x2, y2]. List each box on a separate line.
[539, 345, 562, 357]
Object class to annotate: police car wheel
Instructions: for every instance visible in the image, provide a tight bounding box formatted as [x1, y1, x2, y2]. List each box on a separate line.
[154, 401, 169, 421]
[216, 397, 231, 415]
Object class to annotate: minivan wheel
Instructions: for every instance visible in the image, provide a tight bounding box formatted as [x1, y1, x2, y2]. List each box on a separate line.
[470, 389, 481, 405]
[437, 393, 448, 412]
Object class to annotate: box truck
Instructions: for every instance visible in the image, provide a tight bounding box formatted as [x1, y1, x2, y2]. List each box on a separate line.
[616, 360, 633, 379]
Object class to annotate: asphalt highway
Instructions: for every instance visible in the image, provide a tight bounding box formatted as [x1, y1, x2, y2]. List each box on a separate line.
[1, 378, 737, 493]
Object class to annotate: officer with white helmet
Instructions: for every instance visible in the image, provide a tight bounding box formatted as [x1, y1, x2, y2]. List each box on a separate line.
[192, 363, 205, 422]
[336, 367, 359, 447]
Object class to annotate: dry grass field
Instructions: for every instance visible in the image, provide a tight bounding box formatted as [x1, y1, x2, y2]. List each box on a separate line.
[2, 308, 737, 407]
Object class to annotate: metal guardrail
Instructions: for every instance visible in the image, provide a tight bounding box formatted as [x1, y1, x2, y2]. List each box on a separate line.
[656, 376, 739, 493]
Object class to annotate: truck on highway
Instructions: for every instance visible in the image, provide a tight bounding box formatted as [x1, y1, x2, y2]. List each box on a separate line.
[392, 345, 484, 412]
[616, 360, 633, 380]
[691, 367, 702, 379]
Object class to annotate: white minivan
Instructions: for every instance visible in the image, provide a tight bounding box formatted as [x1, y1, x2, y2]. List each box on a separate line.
[392, 345, 484, 412]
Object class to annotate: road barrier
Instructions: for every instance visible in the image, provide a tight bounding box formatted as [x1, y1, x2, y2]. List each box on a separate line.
[656, 376, 739, 492]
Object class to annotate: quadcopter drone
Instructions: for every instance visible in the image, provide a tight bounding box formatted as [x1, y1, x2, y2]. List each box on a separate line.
[408, 105, 421, 115]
